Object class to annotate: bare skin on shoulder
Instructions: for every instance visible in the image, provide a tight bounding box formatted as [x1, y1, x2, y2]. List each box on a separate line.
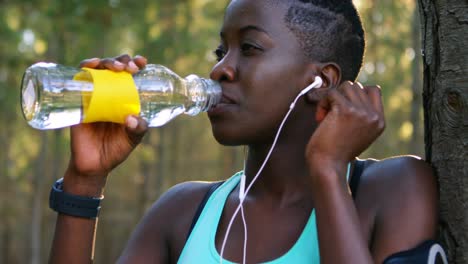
[49, 1, 439, 264]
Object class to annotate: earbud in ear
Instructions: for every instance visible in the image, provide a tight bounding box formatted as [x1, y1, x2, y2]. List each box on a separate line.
[299, 76, 323, 96]
[289, 76, 323, 109]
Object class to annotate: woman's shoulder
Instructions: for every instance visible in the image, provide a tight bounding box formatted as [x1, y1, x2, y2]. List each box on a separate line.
[119, 180, 224, 262]
[357, 155, 437, 198]
[146, 180, 222, 228]
[356, 156, 439, 251]
[158, 180, 219, 206]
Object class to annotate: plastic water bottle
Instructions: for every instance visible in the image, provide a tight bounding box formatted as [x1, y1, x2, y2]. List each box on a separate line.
[21, 62, 221, 129]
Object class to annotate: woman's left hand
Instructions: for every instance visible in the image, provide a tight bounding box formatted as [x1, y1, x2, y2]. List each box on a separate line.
[305, 81, 385, 179]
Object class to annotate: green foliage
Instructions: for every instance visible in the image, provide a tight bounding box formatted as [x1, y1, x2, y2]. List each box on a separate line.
[0, 0, 423, 263]
[357, 0, 424, 158]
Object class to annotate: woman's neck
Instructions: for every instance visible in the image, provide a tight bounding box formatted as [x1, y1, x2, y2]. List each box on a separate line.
[241, 104, 320, 204]
[243, 140, 313, 206]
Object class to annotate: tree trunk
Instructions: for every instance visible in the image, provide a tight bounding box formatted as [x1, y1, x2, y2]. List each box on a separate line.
[409, 6, 423, 155]
[418, 0, 468, 263]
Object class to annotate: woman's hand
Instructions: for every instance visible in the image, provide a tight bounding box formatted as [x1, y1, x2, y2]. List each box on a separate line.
[79, 54, 147, 74]
[306, 81, 385, 182]
[64, 54, 149, 194]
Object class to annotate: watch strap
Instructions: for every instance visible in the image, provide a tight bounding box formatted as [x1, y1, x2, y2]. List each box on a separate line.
[49, 178, 103, 219]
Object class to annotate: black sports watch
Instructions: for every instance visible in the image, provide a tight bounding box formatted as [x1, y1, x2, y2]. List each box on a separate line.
[49, 178, 103, 219]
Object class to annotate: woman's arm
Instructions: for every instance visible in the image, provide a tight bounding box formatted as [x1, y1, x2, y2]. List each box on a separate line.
[50, 169, 106, 264]
[309, 157, 438, 264]
[366, 157, 438, 263]
[309, 161, 374, 263]
[306, 81, 438, 263]
[117, 181, 215, 264]
[306, 81, 384, 263]
[49, 55, 149, 264]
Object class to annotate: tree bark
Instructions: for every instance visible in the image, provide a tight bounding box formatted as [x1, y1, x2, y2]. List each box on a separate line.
[418, 0, 468, 263]
[409, 6, 423, 155]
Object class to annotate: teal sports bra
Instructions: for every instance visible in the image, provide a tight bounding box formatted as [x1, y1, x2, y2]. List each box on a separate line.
[178, 165, 352, 263]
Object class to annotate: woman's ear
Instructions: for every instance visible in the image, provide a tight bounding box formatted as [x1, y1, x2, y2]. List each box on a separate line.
[305, 62, 341, 103]
[320, 63, 341, 89]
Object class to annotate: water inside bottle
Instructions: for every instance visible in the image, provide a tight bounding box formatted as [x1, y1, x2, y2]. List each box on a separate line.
[22, 77, 90, 129]
[22, 77, 190, 129]
[139, 90, 188, 127]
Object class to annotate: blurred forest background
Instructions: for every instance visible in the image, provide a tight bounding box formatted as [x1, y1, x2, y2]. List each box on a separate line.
[0, 0, 424, 263]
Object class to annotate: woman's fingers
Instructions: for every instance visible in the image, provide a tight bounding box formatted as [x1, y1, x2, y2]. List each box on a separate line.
[115, 54, 132, 64]
[98, 58, 125, 71]
[315, 87, 351, 122]
[352, 82, 372, 109]
[133, 55, 148, 68]
[365, 85, 384, 114]
[79, 58, 100, 68]
[319, 81, 378, 111]
[339, 81, 366, 107]
[115, 54, 147, 73]
[78, 54, 147, 73]
[125, 115, 148, 147]
[319, 82, 384, 124]
[114, 54, 139, 73]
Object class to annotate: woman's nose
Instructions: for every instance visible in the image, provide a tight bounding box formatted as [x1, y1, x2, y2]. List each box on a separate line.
[210, 57, 237, 82]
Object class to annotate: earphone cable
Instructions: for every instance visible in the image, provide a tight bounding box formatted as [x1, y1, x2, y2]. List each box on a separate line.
[219, 77, 323, 263]
[241, 204, 247, 264]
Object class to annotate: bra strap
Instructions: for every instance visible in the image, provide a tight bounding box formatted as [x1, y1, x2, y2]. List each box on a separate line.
[186, 181, 225, 241]
[350, 159, 366, 200]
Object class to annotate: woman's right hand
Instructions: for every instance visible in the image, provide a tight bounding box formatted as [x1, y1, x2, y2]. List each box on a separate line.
[63, 55, 149, 195]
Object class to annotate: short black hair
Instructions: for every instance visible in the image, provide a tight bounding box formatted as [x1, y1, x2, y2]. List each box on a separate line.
[282, 0, 365, 81]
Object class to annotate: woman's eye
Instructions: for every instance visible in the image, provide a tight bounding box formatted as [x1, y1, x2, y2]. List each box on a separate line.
[241, 43, 260, 55]
[214, 46, 226, 62]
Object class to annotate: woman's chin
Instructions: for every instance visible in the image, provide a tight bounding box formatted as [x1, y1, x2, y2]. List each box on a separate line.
[210, 127, 244, 147]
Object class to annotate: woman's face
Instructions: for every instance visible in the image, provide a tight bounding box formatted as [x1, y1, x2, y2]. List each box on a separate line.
[208, 0, 312, 146]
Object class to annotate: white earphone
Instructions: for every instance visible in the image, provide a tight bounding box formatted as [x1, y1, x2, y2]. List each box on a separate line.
[290, 76, 323, 109]
[222, 75, 324, 264]
[300, 76, 324, 95]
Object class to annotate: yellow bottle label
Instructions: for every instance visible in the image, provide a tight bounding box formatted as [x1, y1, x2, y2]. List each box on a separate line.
[74, 68, 141, 124]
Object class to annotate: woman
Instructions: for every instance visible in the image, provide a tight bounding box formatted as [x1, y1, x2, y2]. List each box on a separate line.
[49, 0, 440, 263]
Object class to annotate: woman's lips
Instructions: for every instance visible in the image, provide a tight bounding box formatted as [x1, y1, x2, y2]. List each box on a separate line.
[208, 94, 237, 116]
[220, 94, 236, 104]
